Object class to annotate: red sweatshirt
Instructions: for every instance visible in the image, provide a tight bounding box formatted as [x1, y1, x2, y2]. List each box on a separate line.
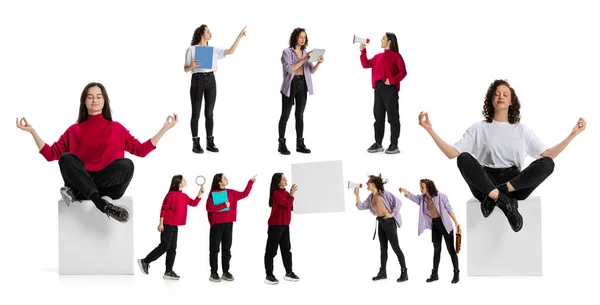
[206, 180, 254, 226]
[268, 188, 294, 226]
[39, 113, 156, 172]
[160, 190, 201, 226]
[360, 49, 407, 91]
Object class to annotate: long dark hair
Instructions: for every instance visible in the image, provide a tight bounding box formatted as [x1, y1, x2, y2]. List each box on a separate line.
[210, 173, 224, 191]
[169, 175, 183, 192]
[268, 173, 284, 207]
[77, 82, 113, 124]
[289, 28, 308, 50]
[420, 179, 439, 197]
[191, 25, 208, 46]
[483, 79, 521, 124]
[368, 174, 388, 193]
[385, 32, 399, 53]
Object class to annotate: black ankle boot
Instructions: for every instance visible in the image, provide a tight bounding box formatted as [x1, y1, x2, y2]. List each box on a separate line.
[426, 269, 439, 282]
[206, 136, 219, 152]
[192, 137, 204, 154]
[296, 138, 311, 153]
[372, 268, 386, 281]
[278, 138, 290, 155]
[397, 268, 408, 282]
[496, 193, 523, 232]
[451, 269, 460, 284]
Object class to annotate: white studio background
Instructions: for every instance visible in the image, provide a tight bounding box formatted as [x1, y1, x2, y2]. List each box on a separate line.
[1, 0, 599, 304]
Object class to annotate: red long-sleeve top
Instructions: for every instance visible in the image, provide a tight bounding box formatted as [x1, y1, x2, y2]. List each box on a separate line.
[360, 49, 407, 91]
[39, 113, 156, 172]
[206, 180, 254, 226]
[160, 190, 201, 226]
[268, 188, 294, 226]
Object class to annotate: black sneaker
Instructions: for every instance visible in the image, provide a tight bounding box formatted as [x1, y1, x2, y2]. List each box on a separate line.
[102, 201, 129, 223]
[284, 272, 299, 282]
[137, 259, 149, 275]
[385, 144, 400, 154]
[163, 271, 180, 280]
[367, 143, 384, 153]
[221, 271, 234, 281]
[209, 272, 221, 282]
[496, 193, 523, 232]
[265, 274, 279, 285]
[60, 187, 77, 207]
[372, 269, 387, 281]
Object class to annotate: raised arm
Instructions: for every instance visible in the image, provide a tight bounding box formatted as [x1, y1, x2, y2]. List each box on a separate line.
[310, 56, 323, 74]
[540, 118, 586, 159]
[354, 188, 370, 210]
[224, 26, 246, 56]
[273, 189, 294, 209]
[188, 186, 204, 207]
[230, 177, 255, 201]
[399, 188, 422, 204]
[418, 111, 460, 159]
[359, 44, 372, 68]
[18, 117, 71, 161]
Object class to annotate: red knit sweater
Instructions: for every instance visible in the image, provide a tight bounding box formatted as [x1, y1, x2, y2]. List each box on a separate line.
[160, 190, 201, 226]
[360, 49, 407, 91]
[206, 180, 254, 226]
[268, 188, 294, 226]
[39, 113, 156, 172]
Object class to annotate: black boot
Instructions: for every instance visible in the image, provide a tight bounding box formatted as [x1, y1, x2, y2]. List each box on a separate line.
[496, 193, 523, 232]
[451, 269, 460, 284]
[278, 138, 290, 155]
[296, 138, 311, 153]
[372, 268, 387, 281]
[397, 268, 408, 282]
[192, 137, 204, 154]
[206, 136, 219, 152]
[426, 269, 439, 282]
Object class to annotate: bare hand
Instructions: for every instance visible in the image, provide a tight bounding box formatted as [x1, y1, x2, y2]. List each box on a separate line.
[158, 224, 164, 232]
[199, 185, 205, 194]
[384, 212, 394, 219]
[317, 56, 324, 63]
[226, 201, 230, 208]
[571, 117, 586, 136]
[238, 26, 247, 38]
[163, 113, 178, 130]
[16, 117, 34, 133]
[399, 188, 408, 196]
[353, 187, 360, 196]
[385, 79, 390, 85]
[192, 60, 200, 68]
[418, 111, 432, 131]
[290, 184, 298, 196]
[251, 175, 257, 182]
[359, 43, 366, 50]
[303, 51, 313, 62]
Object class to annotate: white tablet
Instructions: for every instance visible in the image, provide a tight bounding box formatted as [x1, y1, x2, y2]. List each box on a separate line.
[308, 49, 326, 62]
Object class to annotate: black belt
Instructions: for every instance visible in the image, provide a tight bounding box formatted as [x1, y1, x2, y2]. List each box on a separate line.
[194, 71, 214, 75]
[373, 216, 386, 240]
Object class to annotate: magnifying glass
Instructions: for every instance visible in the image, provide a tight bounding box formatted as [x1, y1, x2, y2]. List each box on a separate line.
[196, 175, 206, 186]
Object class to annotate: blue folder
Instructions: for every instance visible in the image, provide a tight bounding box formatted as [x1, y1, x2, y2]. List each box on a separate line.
[194, 46, 214, 69]
[211, 190, 229, 212]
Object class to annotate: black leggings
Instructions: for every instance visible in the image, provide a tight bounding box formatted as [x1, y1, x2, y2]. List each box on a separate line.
[190, 72, 217, 138]
[279, 75, 308, 139]
[431, 217, 458, 270]
[377, 217, 407, 270]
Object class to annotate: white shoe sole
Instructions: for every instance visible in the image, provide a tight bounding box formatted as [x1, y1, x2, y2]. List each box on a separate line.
[284, 276, 299, 282]
[163, 275, 180, 280]
[60, 188, 73, 207]
[264, 279, 279, 285]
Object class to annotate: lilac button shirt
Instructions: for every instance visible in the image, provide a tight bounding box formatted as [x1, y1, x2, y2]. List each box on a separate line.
[356, 190, 403, 227]
[406, 192, 454, 236]
[280, 48, 314, 97]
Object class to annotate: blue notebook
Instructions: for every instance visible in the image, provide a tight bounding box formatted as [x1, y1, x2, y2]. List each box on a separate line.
[194, 46, 214, 69]
[211, 190, 229, 212]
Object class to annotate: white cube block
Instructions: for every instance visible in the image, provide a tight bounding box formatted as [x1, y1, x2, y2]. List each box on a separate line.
[467, 196, 542, 276]
[58, 196, 133, 275]
[291, 160, 346, 214]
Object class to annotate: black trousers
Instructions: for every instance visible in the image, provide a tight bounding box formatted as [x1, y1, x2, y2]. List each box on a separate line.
[144, 224, 178, 272]
[190, 72, 217, 138]
[264, 225, 293, 276]
[58, 152, 134, 211]
[279, 75, 308, 139]
[456, 152, 555, 201]
[431, 217, 458, 270]
[373, 81, 400, 146]
[377, 217, 407, 270]
[209, 222, 233, 274]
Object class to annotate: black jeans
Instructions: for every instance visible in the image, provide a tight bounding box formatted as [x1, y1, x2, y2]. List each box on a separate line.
[190, 72, 217, 138]
[58, 152, 134, 211]
[373, 81, 400, 146]
[209, 222, 233, 274]
[144, 224, 178, 272]
[264, 225, 293, 276]
[431, 217, 458, 270]
[456, 152, 555, 201]
[279, 75, 308, 139]
[377, 217, 407, 270]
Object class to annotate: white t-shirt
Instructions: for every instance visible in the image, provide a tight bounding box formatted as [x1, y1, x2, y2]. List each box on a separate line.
[452, 120, 547, 171]
[185, 46, 225, 73]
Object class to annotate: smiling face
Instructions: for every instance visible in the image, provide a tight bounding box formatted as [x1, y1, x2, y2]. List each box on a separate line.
[279, 175, 288, 188]
[180, 177, 187, 189]
[220, 174, 229, 188]
[85, 86, 104, 115]
[203, 27, 212, 41]
[492, 84, 512, 112]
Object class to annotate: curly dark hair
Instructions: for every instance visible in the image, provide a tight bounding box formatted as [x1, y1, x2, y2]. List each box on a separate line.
[482, 79, 521, 124]
[419, 179, 439, 197]
[191, 25, 208, 46]
[368, 174, 388, 193]
[289, 28, 308, 50]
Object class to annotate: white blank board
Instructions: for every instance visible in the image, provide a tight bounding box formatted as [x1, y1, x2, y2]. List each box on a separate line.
[291, 160, 345, 214]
